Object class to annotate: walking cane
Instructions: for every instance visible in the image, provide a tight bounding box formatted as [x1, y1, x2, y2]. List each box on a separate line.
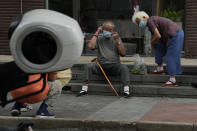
[91, 58, 120, 98]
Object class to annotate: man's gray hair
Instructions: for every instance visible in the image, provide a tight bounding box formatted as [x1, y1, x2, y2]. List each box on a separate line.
[132, 11, 149, 25]
[102, 21, 115, 28]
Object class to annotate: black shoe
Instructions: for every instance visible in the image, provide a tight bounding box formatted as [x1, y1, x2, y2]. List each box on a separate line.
[123, 92, 132, 98]
[11, 102, 23, 116]
[62, 86, 71, 91]
[77, 91, 88, 97]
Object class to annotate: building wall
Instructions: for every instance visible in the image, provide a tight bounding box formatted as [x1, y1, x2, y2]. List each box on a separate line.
[185, 0, 197, 58]
[0, 0, 197, 57]
[0, 0, 45, 55]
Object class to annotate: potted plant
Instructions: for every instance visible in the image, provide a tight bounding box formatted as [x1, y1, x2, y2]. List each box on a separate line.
[160, 9, 184, 22]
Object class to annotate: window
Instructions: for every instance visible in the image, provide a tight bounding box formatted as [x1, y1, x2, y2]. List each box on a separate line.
[48, 0, 73, 17]
[80, 0, 135, 33]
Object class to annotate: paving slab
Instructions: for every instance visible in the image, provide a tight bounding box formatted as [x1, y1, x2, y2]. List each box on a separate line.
[1, 94, 197, 121]
[140, 102, 197, 123]
[0, 94, 197, 130]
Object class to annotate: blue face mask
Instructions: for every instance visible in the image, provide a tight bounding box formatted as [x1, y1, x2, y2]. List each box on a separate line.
[103, 30, 112, 38]
[139, 21, 147, 28]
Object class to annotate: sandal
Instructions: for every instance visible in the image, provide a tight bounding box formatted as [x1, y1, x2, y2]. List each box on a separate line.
[150, 69, 165, 75]
[162, 81, 178, 87]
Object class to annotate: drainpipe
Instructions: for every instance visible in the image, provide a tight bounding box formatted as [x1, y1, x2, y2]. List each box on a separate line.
[46, 0, 49, 9]
[20, 0, 23, 14]
[73, 0, 80, 21]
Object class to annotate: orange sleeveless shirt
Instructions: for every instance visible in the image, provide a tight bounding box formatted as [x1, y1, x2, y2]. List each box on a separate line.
[11, 74, 49, 104]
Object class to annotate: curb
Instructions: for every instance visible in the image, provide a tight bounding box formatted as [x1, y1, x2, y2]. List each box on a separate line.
[0, 116, 196, 131]
[137, 121, 194, 131]
[0, 116, 136, 130]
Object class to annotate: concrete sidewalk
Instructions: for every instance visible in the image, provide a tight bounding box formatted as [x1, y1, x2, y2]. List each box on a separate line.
[1, 94, 197, 130]
[1, 55, 197, 130]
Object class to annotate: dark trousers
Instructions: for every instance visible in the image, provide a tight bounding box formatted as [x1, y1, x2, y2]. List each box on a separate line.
[83, 63, 130, 86]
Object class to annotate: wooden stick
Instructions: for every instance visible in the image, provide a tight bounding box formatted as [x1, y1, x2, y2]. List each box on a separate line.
[92, 58, 120, 98]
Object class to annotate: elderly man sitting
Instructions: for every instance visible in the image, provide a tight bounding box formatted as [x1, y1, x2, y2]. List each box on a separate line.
[77, 21, 131, 98]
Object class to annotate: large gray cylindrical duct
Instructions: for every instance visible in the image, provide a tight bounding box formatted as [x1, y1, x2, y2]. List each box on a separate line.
[9, 9, 84, 73]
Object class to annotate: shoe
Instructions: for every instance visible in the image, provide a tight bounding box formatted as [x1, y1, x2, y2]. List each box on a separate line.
[76, 90, 88, 97]
[35, 102, 55, 118]
[11, 102, 23, 116]
[20, 103, 33, 112]
[150, 70, 165, 75]
[11, 109, 21, 116]
[62, 86, 71, 91]
[123, 91, 132, 98]
[36, 112, 55, 118]
[162, 81, 178, 87]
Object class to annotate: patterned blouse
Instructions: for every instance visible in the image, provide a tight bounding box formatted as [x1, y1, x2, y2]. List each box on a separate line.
[147, 16, 180, 45]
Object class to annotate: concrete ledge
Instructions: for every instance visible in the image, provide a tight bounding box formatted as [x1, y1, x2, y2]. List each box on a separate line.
[68, 83, 197, 98]
[137, 121, 193, 131]
[0, 116, 136, 131]
[72, 63, 197, 75]
[0, 116, 197, 131]
[71, 71, 197, 84]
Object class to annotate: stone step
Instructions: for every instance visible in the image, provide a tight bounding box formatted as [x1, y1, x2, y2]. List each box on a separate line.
[71, 70, 196, 85]
[71, 64, 197, 75]
[67, 83, 197, 98]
